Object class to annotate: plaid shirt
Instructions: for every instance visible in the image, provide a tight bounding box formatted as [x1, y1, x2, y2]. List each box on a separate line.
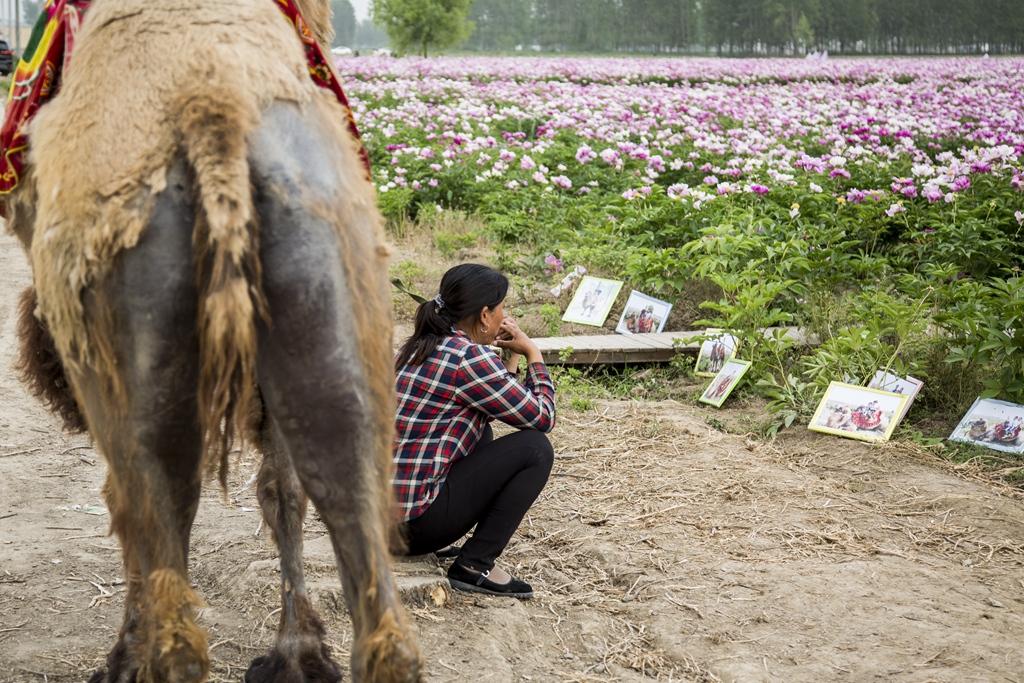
[393, 331, 556, 521]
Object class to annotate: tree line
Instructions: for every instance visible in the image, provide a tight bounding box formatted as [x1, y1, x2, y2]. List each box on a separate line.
[466, 0, 1024, 55]
[25, 0, 1020, 57]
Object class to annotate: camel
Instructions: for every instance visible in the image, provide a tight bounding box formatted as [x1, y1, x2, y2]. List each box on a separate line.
[6, 0, 422, 680]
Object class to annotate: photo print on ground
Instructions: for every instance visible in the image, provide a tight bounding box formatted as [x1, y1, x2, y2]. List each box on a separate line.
[868, 370, 923, 426]
[615, 290, 672, 335]
[694, 329, 738, 378]
[699, 359, 752, 408]
[949, 398, 1024, 454]
[562, 276, 623, 327]
[809, 381, 910, 443]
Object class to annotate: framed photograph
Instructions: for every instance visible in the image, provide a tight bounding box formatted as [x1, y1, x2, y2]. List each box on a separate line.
[616, 290, 672, 335]
[562, 276, 623, 327]
[949, 398, 1024, 454]
[868, 370, 923, 426]
[809, 382, 910, 443]
[699, 359, 752, 408]
[694, 329, 738, 378]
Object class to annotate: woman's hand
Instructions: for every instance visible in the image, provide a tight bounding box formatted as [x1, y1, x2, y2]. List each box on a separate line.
[495, 317, 543, 365]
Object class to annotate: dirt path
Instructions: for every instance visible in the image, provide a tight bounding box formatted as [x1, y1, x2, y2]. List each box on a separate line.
[2, 229, 1023, 682]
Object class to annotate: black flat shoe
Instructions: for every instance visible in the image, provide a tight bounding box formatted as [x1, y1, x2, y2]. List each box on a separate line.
[447, 562, 533, 599]
[434, 544, 462, 560]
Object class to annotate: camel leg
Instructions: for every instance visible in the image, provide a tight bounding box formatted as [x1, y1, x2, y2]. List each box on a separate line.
[248, 102, 422, 682]
[245, 414, 342, 682]
[75, 161, 208, 682]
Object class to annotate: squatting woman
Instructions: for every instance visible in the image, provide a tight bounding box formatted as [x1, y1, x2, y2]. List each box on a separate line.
[393, 263, 556, 599]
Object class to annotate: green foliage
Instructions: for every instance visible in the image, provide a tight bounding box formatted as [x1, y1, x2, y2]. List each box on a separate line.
[372, 0, 474, 56]
[433, 229, 478, 257]
[370, 107, 1024, 442]
[539, 303, 562, 337]
[377, 186, 415, 225]
[944, 277, 1024, 403]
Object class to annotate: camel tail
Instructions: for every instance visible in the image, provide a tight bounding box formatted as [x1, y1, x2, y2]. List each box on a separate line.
[178, 87, 265, 488]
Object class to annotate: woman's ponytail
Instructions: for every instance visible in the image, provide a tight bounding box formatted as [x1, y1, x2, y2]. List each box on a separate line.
[395, 264, 509, 369]
[396, 297, 454, 368]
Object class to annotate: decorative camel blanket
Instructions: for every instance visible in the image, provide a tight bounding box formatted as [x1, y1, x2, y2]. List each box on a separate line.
[0, 0, 369, 201]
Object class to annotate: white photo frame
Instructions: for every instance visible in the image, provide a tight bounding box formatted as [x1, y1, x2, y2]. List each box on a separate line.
[949, 398, 1024, 454]
[694, 329, 738, 378]
[616, 290, 672, 335]
[562, 276, 623, 327]
[867, 370, 923, 426]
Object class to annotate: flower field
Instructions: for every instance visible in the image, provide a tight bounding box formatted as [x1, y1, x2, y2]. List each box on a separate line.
[341, 56, 1024, 433]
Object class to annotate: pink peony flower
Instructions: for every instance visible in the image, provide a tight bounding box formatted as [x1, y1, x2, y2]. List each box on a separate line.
[575, 145, 595, 164]
[551, 175, 573, 190]
[923, 185, 944, 203]
[544, 254, 564, 274]
[885, 202, 905, 217]
[899, 184, 918, 199]
[750, 184, 770, 195]
[952, 176, 971, 192]
[1015, 210, 1024, 226]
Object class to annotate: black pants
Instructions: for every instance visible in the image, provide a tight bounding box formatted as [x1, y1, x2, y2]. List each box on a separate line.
[403, 426, 554, 571]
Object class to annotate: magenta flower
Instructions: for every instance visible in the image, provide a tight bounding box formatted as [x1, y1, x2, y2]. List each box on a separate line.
[952, 176, 971, 192]
[544, 254, 564, 274]
[750, 184, 770, 195]
[923, 185, 944, 203]
[575, 145, 595, 164]
[703, 175, 719, 186]
[829, 168, 851, 179]
[846, 189, 866, 203]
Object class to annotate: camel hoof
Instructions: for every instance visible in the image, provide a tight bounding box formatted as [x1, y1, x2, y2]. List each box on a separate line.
[88, 638, 138, 683]
[245, 647, 343, 683]
[88, 669, 138, 683]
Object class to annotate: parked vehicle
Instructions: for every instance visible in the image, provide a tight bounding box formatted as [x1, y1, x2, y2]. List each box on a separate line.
[0, 40, 14, 76]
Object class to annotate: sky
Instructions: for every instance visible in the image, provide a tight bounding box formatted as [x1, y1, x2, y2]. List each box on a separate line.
[351, 0, 370, 21]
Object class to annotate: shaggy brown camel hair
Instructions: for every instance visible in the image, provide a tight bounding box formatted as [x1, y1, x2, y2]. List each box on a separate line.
[8, 0, 422, 680]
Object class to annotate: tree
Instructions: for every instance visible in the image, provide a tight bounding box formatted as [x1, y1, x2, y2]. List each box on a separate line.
[466, 0, 533, 51]
[331, 0, 357, 47]
[371, 0, 473, 56]
[354, 18, 390, 49]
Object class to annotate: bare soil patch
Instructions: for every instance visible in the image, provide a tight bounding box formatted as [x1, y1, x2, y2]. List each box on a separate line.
[2, 231, 1023, 682]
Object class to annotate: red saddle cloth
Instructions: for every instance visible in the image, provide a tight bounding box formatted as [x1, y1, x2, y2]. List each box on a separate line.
[0, 0, 369, 211]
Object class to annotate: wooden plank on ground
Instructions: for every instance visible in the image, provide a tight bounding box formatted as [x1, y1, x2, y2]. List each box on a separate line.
[534, 327, 810, 365]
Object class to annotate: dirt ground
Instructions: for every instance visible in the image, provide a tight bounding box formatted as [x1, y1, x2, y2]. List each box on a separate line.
[2, 228, 1024, 682]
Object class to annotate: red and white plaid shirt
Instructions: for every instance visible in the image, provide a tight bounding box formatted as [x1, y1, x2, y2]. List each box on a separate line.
[393, 331, 556, 521]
